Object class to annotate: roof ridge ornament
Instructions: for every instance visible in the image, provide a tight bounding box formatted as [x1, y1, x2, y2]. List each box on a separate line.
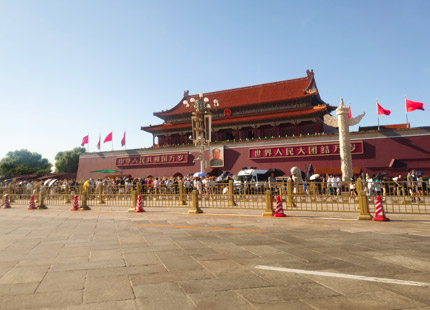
[306, 69, 314, 78]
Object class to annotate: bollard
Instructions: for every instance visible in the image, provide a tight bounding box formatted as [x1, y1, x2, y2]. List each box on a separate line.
[178, 181, 186, 206]
[80, 190, 91, 210]
[262, 190, 273, 217]
[128, 190, 137, 212]
[97, 183, 105, 204]
[310, 182, 317, 202]
[286, 179, 296, 208]
[28, 195, 36, 210]
[401, 184, 407, 205]
[70, 195, 79, 211]
[8, 185, 15, 202]
[37, 192, 48, 209]
[356, 178, 372, 220]
[228, 180, 237, 206]
[2, 194, 11, 209]
[153, 187, 158, 201]
[188, 190, 203, 214]
[64, 183, 71, 204]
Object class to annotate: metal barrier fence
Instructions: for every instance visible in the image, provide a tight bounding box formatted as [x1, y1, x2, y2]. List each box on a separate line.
[0, 179, 429, 214]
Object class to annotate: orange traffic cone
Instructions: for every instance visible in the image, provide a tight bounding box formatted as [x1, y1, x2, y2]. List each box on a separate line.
[28, 195, 36, 210]
[372, 195, 389, 221]
[71, 195, 79, 211]
[134, 195, 145, 213]
[2, 194, 11, 209]
[273, 195, 286, 217]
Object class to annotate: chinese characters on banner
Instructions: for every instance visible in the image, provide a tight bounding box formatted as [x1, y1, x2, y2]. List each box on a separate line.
[116, 152, 188, 167]
[249, 141, 363, 159]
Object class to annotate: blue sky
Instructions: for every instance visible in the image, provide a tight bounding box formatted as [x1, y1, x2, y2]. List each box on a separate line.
[0, 0, 429, 167]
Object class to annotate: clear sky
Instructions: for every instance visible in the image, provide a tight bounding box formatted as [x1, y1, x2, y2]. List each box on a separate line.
[1, 0, 429, 168]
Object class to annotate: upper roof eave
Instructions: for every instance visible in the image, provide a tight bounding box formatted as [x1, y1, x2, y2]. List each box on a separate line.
[153, 70, 318, 119]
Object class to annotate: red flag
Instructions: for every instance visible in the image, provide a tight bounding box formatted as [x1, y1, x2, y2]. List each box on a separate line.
[81, 135, 89, 146]
[104, 132, 112, 143]
[97, 134, 101, 150]
[121, 131, 126, 147]
[348, 105, 351, 119]
[405, 98, 424, 112]
[377, 102, 391, 116]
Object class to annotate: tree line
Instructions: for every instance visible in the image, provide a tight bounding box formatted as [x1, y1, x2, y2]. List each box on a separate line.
[0, 147, 85, 178]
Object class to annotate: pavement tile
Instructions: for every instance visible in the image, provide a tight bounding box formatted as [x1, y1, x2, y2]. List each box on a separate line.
[125, 251, 162, 266]
[197, 259, 250, 277]
[253, 300, 314, 310]
[188, 291, 253, 310]
[84, 275, 134, 304]
[0, 282, 38, 296]
[0, 261, 18, 278]
[130, 269, 214, 286]
[0, 265, 50, 284]
[87, 265, 166, 278]
[58, 246, 91, 258]
[51, 259, 125, 272]
[239, 283, 340, 304]
[372, 254, 430, 272]
[252, 268, 316, 286]
[134, 282, 196, 310]
[179, 273, 271, 294]
[301, 289, 427, 310]
[37, 270, 87, 293]
[17, 256, 89, 267]
[60, 299, 138, 309]
[377, 282, 430, 305]
[0, 290, 83, 310]
[90, 249, 124, 262]
[157, 254, 203, 272]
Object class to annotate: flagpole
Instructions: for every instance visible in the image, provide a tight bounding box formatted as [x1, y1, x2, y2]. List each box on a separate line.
[87, 133, 89, 152]
[349, 103, 352, 132]
[125, 130, 127, 150]
[111, 131, 113, 151]
[376, 99, 380, 131]
[405, 96, 409, 128]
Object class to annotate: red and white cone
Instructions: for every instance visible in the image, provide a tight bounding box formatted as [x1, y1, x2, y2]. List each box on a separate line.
[372, 195, 389, 221]
[28, 195, 36, 210]
[2, 194, 11, 209]
[134, 195, 145, 213]
[273, 195, 286, 217]
[70, 195, 79, 211]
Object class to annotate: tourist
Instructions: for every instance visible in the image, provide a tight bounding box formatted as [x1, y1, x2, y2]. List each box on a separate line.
[367, 175, 375, 201]
[349, 177, 357, 200]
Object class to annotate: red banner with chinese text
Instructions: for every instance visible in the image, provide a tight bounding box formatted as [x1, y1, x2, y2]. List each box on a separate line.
[249, 141, 363, 159]
[116, 152, 189, 167]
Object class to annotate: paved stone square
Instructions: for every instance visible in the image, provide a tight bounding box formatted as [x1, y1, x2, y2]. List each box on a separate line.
[0, 204, 429, 309]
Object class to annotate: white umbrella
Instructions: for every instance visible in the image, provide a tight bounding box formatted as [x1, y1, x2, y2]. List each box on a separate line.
[309, 174, 320, 181]
[44, 179, 52, 186]
[193, 172, 206, 177]
[48, 179, 58, 186]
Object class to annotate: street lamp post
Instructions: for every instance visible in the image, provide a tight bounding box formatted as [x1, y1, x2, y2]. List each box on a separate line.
[183, 93, 219, 172]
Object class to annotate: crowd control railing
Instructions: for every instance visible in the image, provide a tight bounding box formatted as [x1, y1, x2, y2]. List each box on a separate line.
[0, 179, 429, 214]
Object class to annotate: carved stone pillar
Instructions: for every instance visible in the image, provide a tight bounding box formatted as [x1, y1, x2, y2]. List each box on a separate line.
[336, 103, 353, 181]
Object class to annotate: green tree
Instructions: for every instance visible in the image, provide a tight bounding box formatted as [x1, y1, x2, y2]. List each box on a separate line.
[0, 149, 52, 178]
[54, 147, 86, 173]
